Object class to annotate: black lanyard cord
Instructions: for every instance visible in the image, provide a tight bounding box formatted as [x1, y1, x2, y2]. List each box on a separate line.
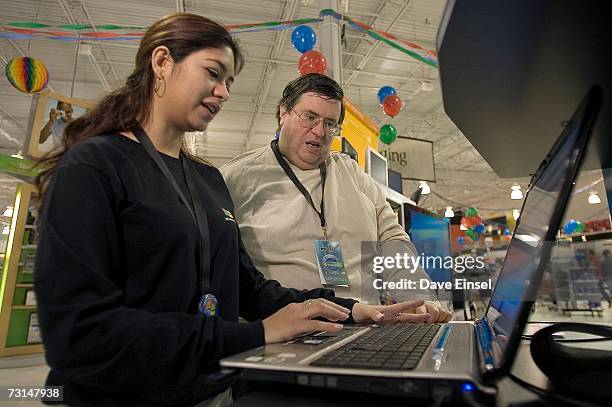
[131, 122, 212, 295]
[270, 139, 328, 233]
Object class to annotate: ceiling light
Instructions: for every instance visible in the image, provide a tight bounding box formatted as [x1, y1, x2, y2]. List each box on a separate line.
[419, 181, 430, 195]
[3, 207, 13, 217]
[510, 185, 523, 200]
[460, 224, 467, 231]
[2, 226, 8, 235]
[444, 207, 454, 217]
[588, 191, 601, 205]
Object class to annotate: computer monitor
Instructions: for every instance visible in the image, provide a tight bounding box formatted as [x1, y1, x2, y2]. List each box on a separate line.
[365, 148, 388, 186]
[403, 203, 452, 284]
[341, 137, 358, 163]
[387, 169, 403, 194]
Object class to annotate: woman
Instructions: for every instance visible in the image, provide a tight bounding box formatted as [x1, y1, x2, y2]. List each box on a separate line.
[34, 13, 431, 406]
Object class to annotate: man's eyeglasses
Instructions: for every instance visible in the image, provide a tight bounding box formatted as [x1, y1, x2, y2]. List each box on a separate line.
[291, 108, 341, 137]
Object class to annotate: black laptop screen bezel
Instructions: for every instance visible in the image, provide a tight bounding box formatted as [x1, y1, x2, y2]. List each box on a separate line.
[481, 86, 602, 383]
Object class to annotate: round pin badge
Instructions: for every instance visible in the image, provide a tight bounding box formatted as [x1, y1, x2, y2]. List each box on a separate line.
[198, 293, 218, 316]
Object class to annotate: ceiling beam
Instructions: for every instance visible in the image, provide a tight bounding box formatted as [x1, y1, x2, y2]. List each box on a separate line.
[343, 0, 414, 88]
[58, 0, 111, 93]
[80, 0, 121, 88]
[242, 0, 299, 153]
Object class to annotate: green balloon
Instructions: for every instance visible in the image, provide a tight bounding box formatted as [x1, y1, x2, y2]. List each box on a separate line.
[466, 207, 478, 217]
[465, 228, 478, 241]
[379, 124, 398, 145]
[575, 222, 585, 233]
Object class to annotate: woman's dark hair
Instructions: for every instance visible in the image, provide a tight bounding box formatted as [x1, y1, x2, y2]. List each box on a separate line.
[34, 12, 244, 212]
[276, 73, 345, 128]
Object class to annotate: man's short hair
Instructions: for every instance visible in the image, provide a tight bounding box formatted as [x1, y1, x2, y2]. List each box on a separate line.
[276, 73, 345, 128]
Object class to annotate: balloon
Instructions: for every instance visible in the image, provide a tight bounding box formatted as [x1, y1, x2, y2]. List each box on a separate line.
[466, 207, 478, 217]
[465, 228, 478, 241]
[291, 25, 316, 53]
[457, 236, 465, 245]
[474, 224, 485, 234]
[575, 221, 585, 233]
[379, 124, 398, 145]
[382, 95, 403, 118]
[503, 228, 511, 236]
[5, 56, 49, 93]
[461, 216, 481, 228]
[377, 86, 397, 105]
[563, 219, 577, 234]
[298, 50, 327, 75]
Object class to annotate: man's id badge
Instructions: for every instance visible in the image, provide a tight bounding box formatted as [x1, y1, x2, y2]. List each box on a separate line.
[315, 240, 350, 286]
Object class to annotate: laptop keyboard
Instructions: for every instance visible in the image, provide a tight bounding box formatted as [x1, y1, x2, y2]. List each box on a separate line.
[312, 324, 441, 370]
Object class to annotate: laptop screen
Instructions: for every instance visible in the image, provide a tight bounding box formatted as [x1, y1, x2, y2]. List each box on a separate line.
[484, 103, 586, 359]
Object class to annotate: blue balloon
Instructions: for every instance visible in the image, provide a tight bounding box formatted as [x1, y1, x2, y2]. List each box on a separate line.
[377, 86, 397, 105]
[457, 236, 465, 245]
[474, 224, 485, 234]
[291, 25, 316, 53]
[503, 228, 511, 236]
[563, 219, 577, 234]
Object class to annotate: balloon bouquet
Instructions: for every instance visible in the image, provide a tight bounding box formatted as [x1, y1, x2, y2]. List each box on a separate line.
[291, 25, 326, 75]
[461, 207, 486, 242]
[377, 85, 404, 145]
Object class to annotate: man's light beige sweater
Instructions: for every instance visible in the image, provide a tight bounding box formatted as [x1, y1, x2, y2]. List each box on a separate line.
[221, 145, 437, 304]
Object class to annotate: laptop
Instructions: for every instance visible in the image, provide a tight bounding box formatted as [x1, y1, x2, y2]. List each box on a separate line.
[221, 87, 601, 403]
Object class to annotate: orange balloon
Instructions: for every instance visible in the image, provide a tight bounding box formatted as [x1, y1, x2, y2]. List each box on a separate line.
[298, 50, 327, 75]
[382, 95, 403, 117]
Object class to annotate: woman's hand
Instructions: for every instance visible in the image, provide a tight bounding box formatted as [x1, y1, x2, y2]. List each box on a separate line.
[262, 299, 350, 344]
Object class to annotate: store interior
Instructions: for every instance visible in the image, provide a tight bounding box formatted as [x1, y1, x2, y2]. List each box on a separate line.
[0, 0, 610, 405]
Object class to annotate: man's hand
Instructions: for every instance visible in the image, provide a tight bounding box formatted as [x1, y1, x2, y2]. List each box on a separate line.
[49, 108, 59, 122]
[416, 301, 452, 323]
[352, 300, 432, 324]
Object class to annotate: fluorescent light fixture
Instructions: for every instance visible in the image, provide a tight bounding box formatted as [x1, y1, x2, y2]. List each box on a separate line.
[460, 224, 467, 231]
[512, 209, 521, 220]
[588, 191, 601, 205]
[510, 185, 523, 200]
[3, 207, 13, 217]
[444, 207, 454, 217]
[419, 181, 430, 195]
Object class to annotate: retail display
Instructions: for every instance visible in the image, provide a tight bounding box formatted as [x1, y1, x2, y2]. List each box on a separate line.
[0, 183, 43, 356]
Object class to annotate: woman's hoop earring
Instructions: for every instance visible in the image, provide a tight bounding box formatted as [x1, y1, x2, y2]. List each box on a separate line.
[154, 74, 166, 98]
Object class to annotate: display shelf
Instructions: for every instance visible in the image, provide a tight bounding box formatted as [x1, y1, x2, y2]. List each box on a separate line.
[0, 183, 43, 356]
[11, 305, 37, 311]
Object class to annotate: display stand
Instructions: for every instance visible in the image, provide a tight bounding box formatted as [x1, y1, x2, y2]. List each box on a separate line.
[0, 183, 43, 356]
[551, 255, 604, 317]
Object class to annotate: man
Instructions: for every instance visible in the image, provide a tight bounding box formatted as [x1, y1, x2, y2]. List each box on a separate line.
[221, 73, 450, 322]
[40, 101, 74, 146]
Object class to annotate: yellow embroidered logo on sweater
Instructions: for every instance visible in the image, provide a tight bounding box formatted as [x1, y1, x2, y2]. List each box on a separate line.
[222, 208, 236, 222]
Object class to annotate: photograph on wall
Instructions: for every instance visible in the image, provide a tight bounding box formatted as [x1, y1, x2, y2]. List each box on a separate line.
[24, 90, 94, 158]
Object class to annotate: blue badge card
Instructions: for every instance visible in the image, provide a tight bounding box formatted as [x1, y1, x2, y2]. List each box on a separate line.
[315, 240, 350, 286]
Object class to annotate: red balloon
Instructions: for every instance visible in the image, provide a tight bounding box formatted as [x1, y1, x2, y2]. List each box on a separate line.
[382, 95, 403, 117]
[298, 50, 327, 75]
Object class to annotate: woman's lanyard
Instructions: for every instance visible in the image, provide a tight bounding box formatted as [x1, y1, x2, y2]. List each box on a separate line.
[270, 139, 328, 240]
[131, 123, 217, 316]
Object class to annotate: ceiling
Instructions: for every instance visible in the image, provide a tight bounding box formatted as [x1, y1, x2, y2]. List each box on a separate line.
[0, 0, 609, 224]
